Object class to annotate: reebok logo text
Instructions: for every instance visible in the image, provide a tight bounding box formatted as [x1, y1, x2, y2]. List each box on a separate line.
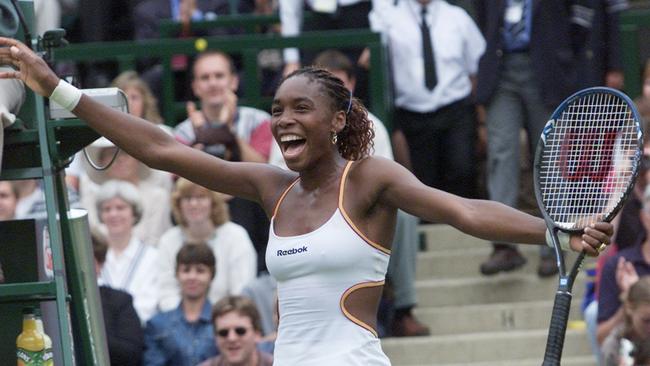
[277, 246, 308, 256]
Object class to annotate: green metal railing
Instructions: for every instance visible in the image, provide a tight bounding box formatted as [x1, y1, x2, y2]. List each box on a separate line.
[159, 14, 283, 36]
[0, 2, 108, 365]
[53, 27, 392, 128]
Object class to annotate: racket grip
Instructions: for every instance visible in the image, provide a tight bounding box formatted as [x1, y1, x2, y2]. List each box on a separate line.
[542, 291, 572, 366]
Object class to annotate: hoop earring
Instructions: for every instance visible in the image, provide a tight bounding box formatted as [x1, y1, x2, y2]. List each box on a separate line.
[330, 131, 338, 145]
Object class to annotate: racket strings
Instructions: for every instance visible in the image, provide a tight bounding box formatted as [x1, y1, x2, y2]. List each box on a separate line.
[539, 92, 640, 230]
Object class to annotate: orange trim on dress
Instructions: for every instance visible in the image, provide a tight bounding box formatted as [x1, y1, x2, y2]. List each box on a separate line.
[338, 161, 391, 255]
[272, 178, 300, 218]
[339, 280, 385, 337]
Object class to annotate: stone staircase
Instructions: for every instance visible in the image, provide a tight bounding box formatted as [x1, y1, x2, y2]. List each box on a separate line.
[381, 224, 599, 366]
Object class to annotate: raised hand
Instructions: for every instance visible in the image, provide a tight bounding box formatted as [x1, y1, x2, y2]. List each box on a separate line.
[616, 256, 639, 295]
[218, 89, 237, 128]
[186, 101, 206, 128]
[0, 37, 59, 97]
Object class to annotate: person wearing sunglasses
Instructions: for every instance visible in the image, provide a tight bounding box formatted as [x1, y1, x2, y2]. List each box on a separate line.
[199, 296, 273, 366]
[143, 244, 219, 366]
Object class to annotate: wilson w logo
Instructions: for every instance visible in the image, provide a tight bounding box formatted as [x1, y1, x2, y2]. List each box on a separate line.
[558, 128, 619, 182]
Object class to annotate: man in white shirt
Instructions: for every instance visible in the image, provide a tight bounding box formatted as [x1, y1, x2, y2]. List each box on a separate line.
[370, 0, 485, 199]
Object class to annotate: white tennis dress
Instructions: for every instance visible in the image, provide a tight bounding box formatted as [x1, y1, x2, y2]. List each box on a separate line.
[266, 161, 392, 366]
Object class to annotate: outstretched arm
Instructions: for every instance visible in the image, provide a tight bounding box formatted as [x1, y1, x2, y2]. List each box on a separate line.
[368, 158, 612, 255]
[0, 37, 286, 203]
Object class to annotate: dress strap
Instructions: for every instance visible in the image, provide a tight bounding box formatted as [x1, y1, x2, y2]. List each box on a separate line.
[338, 160, 391, 255]
[272, 178, 300, 218]
[337, 161, 354, 209]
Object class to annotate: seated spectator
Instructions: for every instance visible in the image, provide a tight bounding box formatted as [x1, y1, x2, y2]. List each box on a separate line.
[96, 180, 160, 323]
[158, 178, 256, 311]
[111, 70, 174, 191]
[597, 185, 650, 345]
[13, 179, 81, 219]
[14, 179, 41, 218]
[144, 244, 219, 366]
[601, 276, 650, 365]
[79, 137, 171, 245]
[635, 59, 650, 125]
[112, 70, 166, 126]
[0, 181, 17, 220]
[67, 70, 173, 192]
[175, 50, 272, 162]
[198, 296, 273, 366]
[91, 230, 144, 366]
[175, 50, 272, 272]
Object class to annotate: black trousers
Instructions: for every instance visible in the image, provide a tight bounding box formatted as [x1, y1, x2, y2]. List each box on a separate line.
[394, 99, 477, 198]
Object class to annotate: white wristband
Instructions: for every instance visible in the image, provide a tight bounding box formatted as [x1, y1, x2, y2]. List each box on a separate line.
[49, 79, 82, 112]
[545, 229, 571, 251]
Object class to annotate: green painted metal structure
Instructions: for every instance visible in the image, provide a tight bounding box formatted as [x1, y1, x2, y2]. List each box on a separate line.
[0, 1, 107, 365]
[53, 23, 392, 129]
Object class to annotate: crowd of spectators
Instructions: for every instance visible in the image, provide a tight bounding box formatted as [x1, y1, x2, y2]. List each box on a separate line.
[2, 0, 648, 365]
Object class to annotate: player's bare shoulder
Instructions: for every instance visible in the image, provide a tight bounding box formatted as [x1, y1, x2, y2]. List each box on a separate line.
[348, 156, 402, 191]
[256, 163, 300, 212]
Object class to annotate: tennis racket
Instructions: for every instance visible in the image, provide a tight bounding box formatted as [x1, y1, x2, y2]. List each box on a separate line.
[534, 87, 643, 366]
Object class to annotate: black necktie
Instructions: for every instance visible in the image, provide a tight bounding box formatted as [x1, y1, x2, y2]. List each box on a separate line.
[420, 5, 437, 90]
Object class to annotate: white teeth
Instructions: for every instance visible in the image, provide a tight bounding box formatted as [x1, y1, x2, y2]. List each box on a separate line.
[280, 134, 304, 142]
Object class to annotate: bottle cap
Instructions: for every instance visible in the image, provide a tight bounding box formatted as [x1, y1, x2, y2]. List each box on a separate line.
[21, 307, 35, 315]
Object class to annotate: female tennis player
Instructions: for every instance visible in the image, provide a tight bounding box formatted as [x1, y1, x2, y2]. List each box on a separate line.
[0, 38, 613, 365]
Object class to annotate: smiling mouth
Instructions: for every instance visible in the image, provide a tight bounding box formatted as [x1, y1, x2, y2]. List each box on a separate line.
[280, 138, 307, 158]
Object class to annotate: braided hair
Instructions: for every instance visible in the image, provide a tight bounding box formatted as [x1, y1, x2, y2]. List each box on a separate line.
[282, 67, 374, 160]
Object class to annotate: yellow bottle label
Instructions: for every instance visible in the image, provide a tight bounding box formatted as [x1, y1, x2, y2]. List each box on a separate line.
[42, 347, 53, 366]
[17, 347, 43, 365]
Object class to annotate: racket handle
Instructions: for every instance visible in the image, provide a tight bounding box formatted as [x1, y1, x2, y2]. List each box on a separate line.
[542, 291, 572, 366]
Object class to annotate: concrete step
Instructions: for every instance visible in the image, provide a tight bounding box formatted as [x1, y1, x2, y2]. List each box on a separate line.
[392, 224, 599, 366]
[413, 300, 584, 336]
[381, 328, 591, 365]
[400, 355, 597, 366]
[416, 246, 597, 280]
[415, 273, 587, 308]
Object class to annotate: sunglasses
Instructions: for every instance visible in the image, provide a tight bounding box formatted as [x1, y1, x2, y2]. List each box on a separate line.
[217, 327, 248, 338]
